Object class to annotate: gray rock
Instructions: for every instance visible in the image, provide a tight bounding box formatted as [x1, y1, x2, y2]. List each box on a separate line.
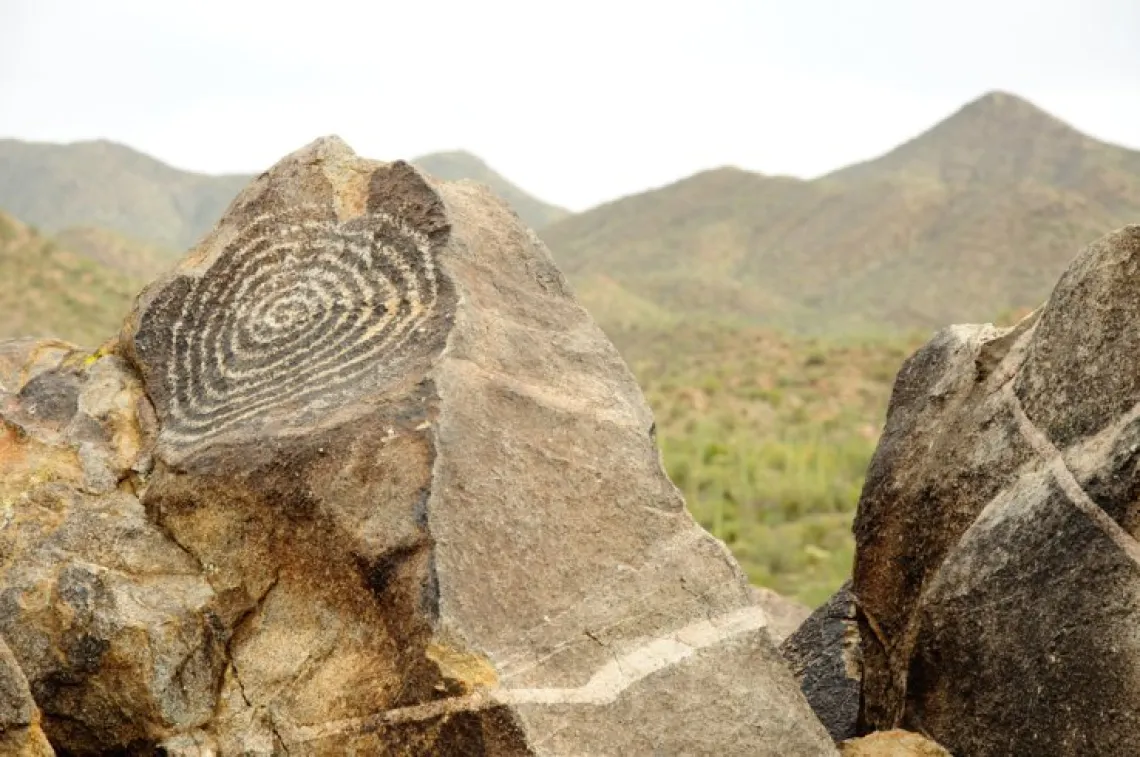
[781, 581, 862, 742]
[854, 226, 1140, 755]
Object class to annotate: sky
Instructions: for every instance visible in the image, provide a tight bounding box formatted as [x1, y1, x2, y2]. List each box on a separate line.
[2, 0, 1138, 212]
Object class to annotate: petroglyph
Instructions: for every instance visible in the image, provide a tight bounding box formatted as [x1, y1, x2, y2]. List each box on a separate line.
[131, 204, 450, 451]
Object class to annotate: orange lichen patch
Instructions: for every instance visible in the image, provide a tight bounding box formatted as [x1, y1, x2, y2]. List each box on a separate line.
[0, 420, 28, 471]
[0, 420, 84, 503]
[425, 642, 499, 694]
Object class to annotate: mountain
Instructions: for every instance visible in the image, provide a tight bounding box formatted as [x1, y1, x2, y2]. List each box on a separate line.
[0, 140, 569, 258]
[0, 211, 141, 347]
[543, 91, 1140, 334]
[831, 91, 1140, 196]
[0, 139, 249, 253]
[411, 151, 570, 228]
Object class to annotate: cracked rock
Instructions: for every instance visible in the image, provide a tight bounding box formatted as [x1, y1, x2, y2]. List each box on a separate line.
[1, 138, 835, 755]
[853, 226, 1140, 755]
[0, 344, 223, 755]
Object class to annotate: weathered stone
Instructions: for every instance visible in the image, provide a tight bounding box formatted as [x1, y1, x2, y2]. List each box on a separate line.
[752, 586, 811, 645]
[2, 137, 836, 754]
[781, 581, 861, 742]
[0, 635, 55, 756]
[840, 730, 951, 756]
[853, 226, 1140, 754]
[0, 340, 222, 755]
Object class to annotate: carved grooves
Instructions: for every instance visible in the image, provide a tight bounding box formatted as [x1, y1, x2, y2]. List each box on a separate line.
[139, 205, 443, 449]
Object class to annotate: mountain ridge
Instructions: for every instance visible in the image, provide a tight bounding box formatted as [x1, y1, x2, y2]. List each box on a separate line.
[0, 139, 570, 252]
[542, 90, 1140, 334]
[4, 90, 1138, 336]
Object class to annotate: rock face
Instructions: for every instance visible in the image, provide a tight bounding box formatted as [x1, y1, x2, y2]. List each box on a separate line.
[781, 581, 862, 742]
[0, 138, 835, 755]
[853, 226, 1140, 755]
[0, 338, 220, 755]
[0, 635, 54, 756]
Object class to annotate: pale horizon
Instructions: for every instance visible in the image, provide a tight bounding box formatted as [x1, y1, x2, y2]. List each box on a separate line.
[2, 0, 1138, 212]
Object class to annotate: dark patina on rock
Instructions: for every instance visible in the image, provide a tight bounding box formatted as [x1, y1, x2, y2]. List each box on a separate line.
[854, 226, 1140, 755]
[781, 581, 862, 742]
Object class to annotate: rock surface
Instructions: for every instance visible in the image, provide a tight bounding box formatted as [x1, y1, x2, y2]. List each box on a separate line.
[1, 138, 835, 755]
[840, 730, 951, 756]
[0, 635, 54, 756]
[853, 226, 1140, 755]
[781, 581, 862, 742]
[1, 339, 219, 755]
[753, 586, 811, 645]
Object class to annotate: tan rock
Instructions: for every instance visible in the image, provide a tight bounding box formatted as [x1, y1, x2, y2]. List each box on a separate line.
[752, 585, 811, 645]
[2, 137, 837, 754]
[840, 730, 951, 756]
[854, 227, 1140, 755]
[0, 340, 223, 754]
[0, 635, 55, 756]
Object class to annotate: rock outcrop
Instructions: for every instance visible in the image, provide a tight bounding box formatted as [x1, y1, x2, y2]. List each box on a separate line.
[0, 138, 835, 755]
[781, 581, 861, 742]
[853, 226, 1140, 755]
[0, 338, 220, 755]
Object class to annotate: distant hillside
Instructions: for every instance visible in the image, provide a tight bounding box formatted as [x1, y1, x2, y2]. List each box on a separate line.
[0, 140, 569, 256]
[0, 139, 249, 252]
[544, 91, 1140, 334]
[411, 151, 570, 228]
[0, 211, 140, 347]
[53, 225, 179, 281]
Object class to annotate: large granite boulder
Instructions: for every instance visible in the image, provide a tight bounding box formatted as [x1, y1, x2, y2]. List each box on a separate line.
[853, 226, 1140, 755]
[0, 138, 835, 755]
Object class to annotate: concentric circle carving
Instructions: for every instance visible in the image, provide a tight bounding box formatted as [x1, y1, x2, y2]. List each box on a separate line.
[139, 206, 445, 447]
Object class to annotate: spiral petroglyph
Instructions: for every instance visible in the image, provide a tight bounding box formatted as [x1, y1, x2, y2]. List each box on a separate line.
[135, 204, 448, 449]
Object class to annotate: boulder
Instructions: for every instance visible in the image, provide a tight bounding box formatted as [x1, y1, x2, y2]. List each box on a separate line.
[752, 586, 812, 645]
[839, 730, 950, 756]
[1, 137, 836, 755]
[781, 581, 861, 742]
[853, 226, 1140, 755]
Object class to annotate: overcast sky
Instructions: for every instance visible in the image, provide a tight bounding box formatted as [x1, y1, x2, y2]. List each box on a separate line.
[2, 0, 1138, 211]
